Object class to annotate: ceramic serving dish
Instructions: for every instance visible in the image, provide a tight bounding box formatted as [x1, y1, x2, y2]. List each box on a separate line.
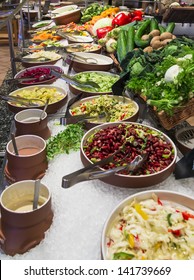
[64, 43, 102, 54]
[102, 190, 194, 260]
[51, 5, 81, 25]
[14, 65, 63, 87]
[66, 52, 113, 73]
[69, 95, 139, 129]
[7, 85, 68, 114]
[21, 51, 61, 68]
[80, 122, 177, 188]
[69, 71, 120, 96]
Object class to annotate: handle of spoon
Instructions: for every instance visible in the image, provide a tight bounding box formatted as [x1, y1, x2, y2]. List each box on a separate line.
[33, 179, 41, 210]
[11, 133, 19, 155]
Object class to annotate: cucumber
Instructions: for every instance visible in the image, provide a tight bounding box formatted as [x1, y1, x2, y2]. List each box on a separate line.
[158, 25, 166, 34]
[150, 18, 159, 31]
[134, 19, 151, 48]
[166, 22, 175, 33]
[126, 25, 135, 53]
[116, 30, 127, 63]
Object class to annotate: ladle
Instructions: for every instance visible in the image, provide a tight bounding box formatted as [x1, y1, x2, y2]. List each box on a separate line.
[33, 179, 41, 210]
[11, 133, 19, 155]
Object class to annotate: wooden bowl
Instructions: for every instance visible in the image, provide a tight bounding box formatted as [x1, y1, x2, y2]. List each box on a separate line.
[7, 85, 68, 114]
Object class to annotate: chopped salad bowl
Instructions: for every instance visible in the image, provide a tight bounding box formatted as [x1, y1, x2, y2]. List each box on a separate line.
[102, 190, 194, 260]
[69, 95, 139, 129]
[69, 71, 120, 96]
[80, 122, 177, 188]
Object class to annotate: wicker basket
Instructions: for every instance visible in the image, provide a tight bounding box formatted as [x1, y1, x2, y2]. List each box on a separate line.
[140, 95, 194, 130]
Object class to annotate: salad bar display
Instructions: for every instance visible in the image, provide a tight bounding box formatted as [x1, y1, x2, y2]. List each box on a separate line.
[0, 1, 194, 260]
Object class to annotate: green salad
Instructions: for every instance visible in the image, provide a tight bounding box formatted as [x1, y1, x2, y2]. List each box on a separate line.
[74, 72, 119, 92]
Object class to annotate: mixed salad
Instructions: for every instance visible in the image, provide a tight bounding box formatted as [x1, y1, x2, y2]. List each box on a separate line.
[70, 95, 137, 122]
[106, 193, 194, 260]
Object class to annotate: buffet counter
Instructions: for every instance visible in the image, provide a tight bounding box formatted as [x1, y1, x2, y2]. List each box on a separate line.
[0, 59, 193, 260]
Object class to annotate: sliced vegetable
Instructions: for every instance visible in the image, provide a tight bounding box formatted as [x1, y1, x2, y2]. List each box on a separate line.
[96, 26, 113, 39]
[113, 252, 134, 260]
[182, 211, 194, 220]
[93, 17, 113, 36]
[135, 204, 148, 220]
[167, 213, 172, 226]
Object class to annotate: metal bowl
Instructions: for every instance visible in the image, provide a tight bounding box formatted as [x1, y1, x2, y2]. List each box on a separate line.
[7, 85, 68, 114]
[102, 190, 194, 260]
[80, 122, 177, 188]
[175, 126, 194, 155]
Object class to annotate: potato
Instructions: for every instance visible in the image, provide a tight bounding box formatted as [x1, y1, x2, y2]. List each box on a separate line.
[160, 32, 173, 41]
[151, 40, 163, 50]
[150, 36, 161, 45]
[161, 39, 172, 46]
[149, 29, 160, 37]
[141, 34, 150, 41]
[143, 46, 153, 53]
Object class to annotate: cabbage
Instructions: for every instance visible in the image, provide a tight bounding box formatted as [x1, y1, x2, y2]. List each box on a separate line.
[93, 18, 113, 36]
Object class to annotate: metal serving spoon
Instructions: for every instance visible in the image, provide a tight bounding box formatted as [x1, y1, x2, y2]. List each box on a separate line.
[6, 74, 51, 84]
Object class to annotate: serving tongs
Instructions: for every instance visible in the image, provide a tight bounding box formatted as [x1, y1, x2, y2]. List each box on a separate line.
[0, 94, 45, 107]
[61, 151, 147, 188]
[48, 111, 106, 124]
[50, 69, 100, 89]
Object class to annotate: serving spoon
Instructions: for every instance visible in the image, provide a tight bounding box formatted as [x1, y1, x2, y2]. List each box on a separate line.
[6, 74, 51, 84]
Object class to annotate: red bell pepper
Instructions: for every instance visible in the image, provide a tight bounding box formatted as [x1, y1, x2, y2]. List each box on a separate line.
[112, 12, 132, 27]
[131, 15, 143, 22]
[96, 26, 113, 39]
[132, 10, 143, 17]
[182, 211, 194, 220]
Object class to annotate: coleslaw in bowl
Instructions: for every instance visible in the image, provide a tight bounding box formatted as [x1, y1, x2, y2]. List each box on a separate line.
[102, 190, 194, 260]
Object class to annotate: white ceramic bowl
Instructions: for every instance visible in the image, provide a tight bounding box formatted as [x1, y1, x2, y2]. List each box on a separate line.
[102, 190, 194, 260]
[67, 52, 114, 72]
